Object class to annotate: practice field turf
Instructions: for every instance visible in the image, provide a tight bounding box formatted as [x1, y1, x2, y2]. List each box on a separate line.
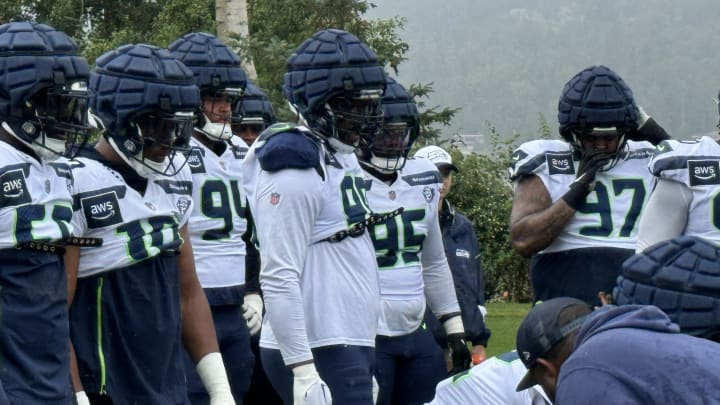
[484, 302, 532, 358]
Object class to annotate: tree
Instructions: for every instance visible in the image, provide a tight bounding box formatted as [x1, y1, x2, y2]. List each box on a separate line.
[216, 0, 257, 80]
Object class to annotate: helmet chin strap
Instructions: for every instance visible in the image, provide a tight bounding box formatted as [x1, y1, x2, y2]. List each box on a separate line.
[196, 113, 232, 141]
[367, 153, 404, 174]
[2, 121, 64, 160]
[107, 133, 167, 178]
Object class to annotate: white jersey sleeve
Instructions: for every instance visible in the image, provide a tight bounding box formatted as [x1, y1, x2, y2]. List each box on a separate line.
[648, 136, 720, 245]
[0, 142, 75, 248]
[253, 167, 322, 364]
[427, 351, 550, 405]
[510, 139, 656, 253]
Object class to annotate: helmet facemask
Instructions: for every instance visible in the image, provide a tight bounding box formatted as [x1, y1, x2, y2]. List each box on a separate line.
[108, 110, 195, 177]
[197, 88, 242, 142]
[361, 121, 415, 173]
[313, 90, 384, 153]
[6, 81, 91, 160]
[570, 126, 629, 171]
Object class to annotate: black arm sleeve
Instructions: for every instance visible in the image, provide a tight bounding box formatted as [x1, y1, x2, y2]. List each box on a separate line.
[243, 202, 261, 295]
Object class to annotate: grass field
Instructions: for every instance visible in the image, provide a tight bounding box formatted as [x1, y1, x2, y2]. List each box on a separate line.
[484, 302, 532, 358]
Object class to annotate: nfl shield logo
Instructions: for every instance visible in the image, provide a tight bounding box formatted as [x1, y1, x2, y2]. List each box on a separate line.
[388, 190, 396, 200]
[270, 192, 281, 205]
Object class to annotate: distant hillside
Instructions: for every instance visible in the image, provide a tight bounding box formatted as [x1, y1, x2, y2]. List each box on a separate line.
[368, 0, 719, 146]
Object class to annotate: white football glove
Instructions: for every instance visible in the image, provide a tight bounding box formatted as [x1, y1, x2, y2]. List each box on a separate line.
[242, 294, 263, 336]
[196, 352, 236, 405]
[75, 391, 91, 405]
[292, 364, 332, 405]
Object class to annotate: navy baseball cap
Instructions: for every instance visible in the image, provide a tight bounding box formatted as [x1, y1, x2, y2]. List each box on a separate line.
[515, 297, 593, 391]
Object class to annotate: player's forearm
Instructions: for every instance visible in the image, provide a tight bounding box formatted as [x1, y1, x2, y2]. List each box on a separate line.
[261, 269, 314, 365]
[181, 280, 220, 361]
[510, 201, 575, 257]
[69, 343, 84, 392]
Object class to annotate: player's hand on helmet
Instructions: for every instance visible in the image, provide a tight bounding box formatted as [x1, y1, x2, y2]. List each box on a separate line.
[292, 363, 332, 405]
[562, 149, 613, 210]
[627, 104, 671, 145]
[242, 293, 263, 336]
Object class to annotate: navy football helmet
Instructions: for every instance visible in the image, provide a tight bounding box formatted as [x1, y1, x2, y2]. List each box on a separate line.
[283, 29, 386, 153]
[615, 236, 720, 341]
[231, 81, 276, 145]
[558, 65, 638, 160]
[90, 44, 200, 177]
[358, 77, 419, 173]
[0, 21, 91, 159]
[168, 32, 246, 142]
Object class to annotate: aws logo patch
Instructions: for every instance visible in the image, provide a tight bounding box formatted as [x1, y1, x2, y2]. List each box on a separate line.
[546, 152, 575, 175]
[689, 160, 720, 186]
[0, 167, 31, 207]
[81, 191, 123, 229]
[187, 148, 206, 174]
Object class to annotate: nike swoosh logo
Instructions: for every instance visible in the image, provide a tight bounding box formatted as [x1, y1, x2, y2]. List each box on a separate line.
[657, 145, 666, 151]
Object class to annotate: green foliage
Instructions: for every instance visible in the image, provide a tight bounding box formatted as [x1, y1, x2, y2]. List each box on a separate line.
[446, 123, 531, 302]
[0, 0, 215, 62]
[408, 82, 461, 146]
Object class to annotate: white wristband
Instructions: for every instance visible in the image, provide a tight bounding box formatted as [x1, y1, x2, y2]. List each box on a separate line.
[76, 391, 91, 405]
[442, 315, 465, 335]
[196, 352, 234, 402]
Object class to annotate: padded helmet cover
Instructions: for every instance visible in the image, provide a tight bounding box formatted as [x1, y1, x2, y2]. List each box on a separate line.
[558, 65, 638, 142]
[0, 21, 89, 120]
[168, 32, 246, 93]
[615, 236, 720, 340]
[283, 28, 386, 118]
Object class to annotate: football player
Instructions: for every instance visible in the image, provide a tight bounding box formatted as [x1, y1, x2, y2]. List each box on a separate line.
[169, 32, 260, 404]
[232, 80, 276, 147]
[635, 91, 720, 250]
[230, 79, 282, 404]
[427, 351, 550, 405]
[415, 145, 491, 367]
[357, 77, 471, 404]
[240, 29, 385, 405]
[0, 21, 91, 405]
[509, 65, 669, 306]
[66, 44, 234, 404]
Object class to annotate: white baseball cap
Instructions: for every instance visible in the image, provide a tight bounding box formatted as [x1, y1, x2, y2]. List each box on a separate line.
[414, 145, 458, 172]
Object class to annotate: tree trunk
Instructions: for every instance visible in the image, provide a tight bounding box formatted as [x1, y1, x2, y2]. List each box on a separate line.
[216, 0, 258, 80]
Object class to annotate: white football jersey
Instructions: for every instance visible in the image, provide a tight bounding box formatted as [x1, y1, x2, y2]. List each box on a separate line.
[241, 125, 380, 364]
[70, 155, 194, 278]
[0, 140, 74, 248]
[365, 157, 460, 336]
[509, 139, 656, 253]
[649, 136, 720, 244]
[186, 137, 249, 288]
[427, 351, 550, 405]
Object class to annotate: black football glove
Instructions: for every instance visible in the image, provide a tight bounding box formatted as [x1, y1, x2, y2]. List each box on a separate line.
[626, 105, 671, 145]
[562, 149, 613, 210]
[447, 333, 471, 375]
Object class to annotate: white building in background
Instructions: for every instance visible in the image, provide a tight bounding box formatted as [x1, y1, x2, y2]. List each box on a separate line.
[451, 134, 488, 154]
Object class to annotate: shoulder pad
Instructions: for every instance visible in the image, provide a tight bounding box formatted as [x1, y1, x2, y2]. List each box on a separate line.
[649, 138, 715, 177]
[509, 139, 572, 181]
[256, 124, 322, 173]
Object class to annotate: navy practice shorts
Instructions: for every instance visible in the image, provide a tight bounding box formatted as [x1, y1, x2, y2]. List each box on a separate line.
[374, 326, 446, 405]
[531, 247, 635, 306]
[70, 254, 188, 405]
[261, 345, 375, 404]
[0, 248, 73, 404]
